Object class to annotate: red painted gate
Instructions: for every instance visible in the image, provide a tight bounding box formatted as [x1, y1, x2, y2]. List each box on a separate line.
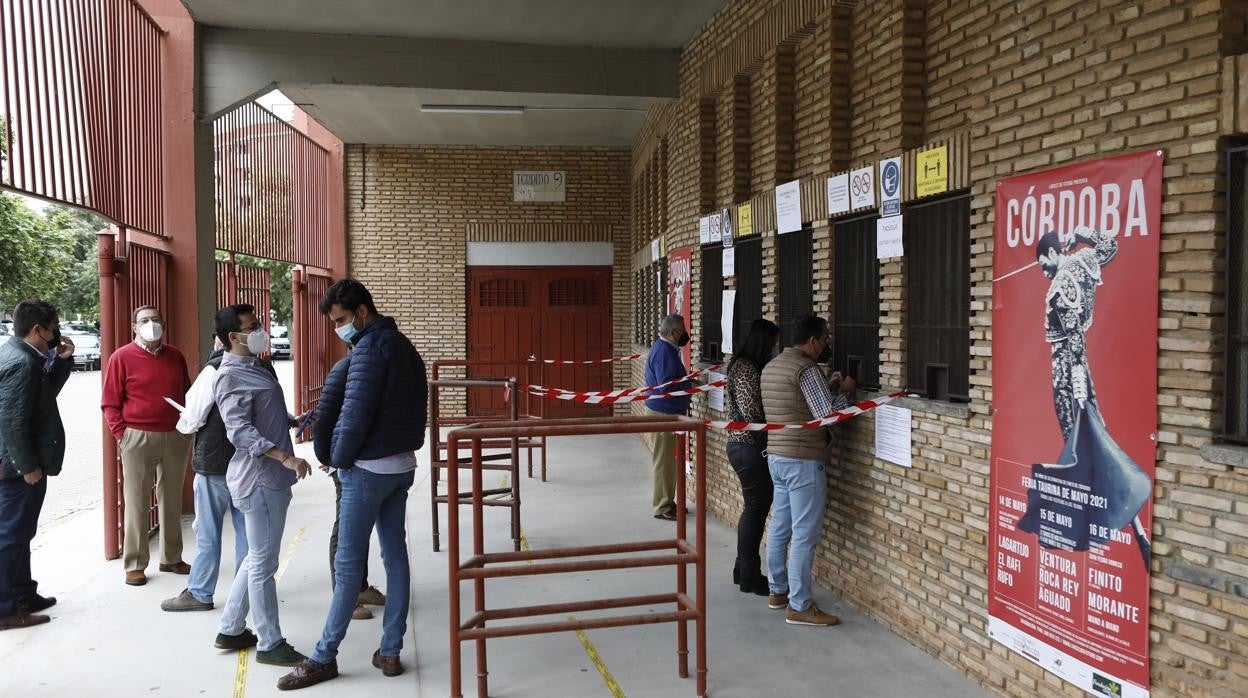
[467, 266, 612, 418]
[215, 258, 271, 326]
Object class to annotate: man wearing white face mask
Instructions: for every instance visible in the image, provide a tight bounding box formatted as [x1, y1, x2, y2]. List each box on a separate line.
[101, 305, 193, 586]
[211, 303, 312, 666]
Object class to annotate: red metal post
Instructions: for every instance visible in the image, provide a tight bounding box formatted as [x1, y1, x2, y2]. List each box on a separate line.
[676, 431, 688, 678]
[98, 231, 120, 559]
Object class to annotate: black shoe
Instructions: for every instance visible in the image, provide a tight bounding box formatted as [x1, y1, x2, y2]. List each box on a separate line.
[257, 640, 307, 667]
[739, 577, 770, 596]
[215, 629, 259, 650]
[18, 594, 56, 614]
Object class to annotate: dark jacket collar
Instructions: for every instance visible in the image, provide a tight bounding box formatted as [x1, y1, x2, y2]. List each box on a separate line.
[354, 315, 396, 344]
[7, 335, 44, 361]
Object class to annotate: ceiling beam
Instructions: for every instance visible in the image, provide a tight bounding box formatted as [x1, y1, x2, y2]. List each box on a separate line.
[201, 28, 681, 119]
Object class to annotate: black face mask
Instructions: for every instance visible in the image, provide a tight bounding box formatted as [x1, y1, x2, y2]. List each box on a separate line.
[816, 343, 832, 364]
[677, 332, 690, 347]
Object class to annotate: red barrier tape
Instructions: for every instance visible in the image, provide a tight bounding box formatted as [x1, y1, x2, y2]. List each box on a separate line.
[526, 380, 728, 404]
[525, 364, 724, 399]
[528, 353, 643, 364]
[706, 392, 906, 430]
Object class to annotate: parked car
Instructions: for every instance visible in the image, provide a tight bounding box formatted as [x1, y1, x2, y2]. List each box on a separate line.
[60, 321, 100, 336]
[270, 324, 291, 359]
[65, 330, 101, 371]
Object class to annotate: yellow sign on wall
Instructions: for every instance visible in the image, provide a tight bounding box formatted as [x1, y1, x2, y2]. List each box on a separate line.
[737, 203, 754, 237]
[916, 145, 948, 198]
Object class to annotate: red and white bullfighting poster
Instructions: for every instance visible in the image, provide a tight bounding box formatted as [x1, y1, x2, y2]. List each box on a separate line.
[989, 151, 1162, 698]
[668, 247, 692, 367]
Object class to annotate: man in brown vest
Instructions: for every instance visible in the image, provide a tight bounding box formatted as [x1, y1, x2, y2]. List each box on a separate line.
[760, 315, 854, 626]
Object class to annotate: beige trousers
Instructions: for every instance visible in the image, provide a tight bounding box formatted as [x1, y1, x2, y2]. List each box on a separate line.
[649, 410, 678, 515]
[120, 428, 192, 571]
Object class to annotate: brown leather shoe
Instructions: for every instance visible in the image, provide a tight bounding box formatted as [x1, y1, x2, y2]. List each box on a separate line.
[159, 561, 192, 575]
[357, 585, 386, 606]
[351, 603, 373, 620]
[277, 659, 339, 691]
[372, 650, 403, 677]
[125, 571, 147, 586]
[0, 612, 50, 631]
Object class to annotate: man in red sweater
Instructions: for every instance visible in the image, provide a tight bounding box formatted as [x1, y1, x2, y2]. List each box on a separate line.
[101, 305, 193, 586]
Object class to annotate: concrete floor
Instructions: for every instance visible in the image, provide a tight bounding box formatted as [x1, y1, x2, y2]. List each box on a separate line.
[0, 431, 989, 698]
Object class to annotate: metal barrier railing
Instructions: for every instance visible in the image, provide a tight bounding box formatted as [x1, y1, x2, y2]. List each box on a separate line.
[431, 359, 548, 479]
[429, 378, 528, 553]
[446, 416, 707, 698]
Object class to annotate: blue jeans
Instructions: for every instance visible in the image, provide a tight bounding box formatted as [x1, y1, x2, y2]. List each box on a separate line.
[218, 486, 292, 651]
[187, 473, 248, 603]
[0, 477, 47, 617]
[311, 467, 414, 664]
[766, 455, 827, 613]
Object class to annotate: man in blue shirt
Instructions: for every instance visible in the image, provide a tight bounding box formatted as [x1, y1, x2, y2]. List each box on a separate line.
[211, 304, 312, 666]
[644, 314, 691, 521]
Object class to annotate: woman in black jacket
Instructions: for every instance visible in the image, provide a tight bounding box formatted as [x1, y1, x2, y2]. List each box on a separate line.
[725, 318, 780, 595]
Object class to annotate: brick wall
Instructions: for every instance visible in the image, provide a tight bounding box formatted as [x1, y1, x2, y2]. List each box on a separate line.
[629, 1, 1248, 696]
[345, 145, 632, 414]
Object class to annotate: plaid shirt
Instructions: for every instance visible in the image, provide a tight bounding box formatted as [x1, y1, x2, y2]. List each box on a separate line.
[798, 364, 849, 423]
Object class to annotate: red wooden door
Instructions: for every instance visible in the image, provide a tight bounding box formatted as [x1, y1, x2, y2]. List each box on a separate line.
[539, 269, 613, 417]
[467, 269, 541, 416]
[467, 266, 612, 417]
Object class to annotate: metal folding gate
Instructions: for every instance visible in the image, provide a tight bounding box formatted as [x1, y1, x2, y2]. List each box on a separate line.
[215, 258, 272, 330]
[2, 0, 344, 558]
[99, 237, 171, 558]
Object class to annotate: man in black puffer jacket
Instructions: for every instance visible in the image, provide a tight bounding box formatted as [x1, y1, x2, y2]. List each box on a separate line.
[0, 300, 73, 631]
[280, 279, 426, 691]
[314, 355, 384, 621]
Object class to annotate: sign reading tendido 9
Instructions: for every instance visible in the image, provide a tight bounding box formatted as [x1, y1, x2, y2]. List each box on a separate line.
[513, 171, 566, 202]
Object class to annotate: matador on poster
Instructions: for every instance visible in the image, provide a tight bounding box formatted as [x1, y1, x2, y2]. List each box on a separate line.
[989, 150, 1161, 698]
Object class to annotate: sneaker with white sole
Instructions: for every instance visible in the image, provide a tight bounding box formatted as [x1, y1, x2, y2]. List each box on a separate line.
[767, 593, 789, 610]
[785, 604, 840, 626]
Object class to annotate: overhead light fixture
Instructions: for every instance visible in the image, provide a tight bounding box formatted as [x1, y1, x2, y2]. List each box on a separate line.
[420, 104, 525, 115]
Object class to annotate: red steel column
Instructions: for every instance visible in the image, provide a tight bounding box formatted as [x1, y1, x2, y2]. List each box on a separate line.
[98, 231, 120, 559]
[134, 0, 203, 512]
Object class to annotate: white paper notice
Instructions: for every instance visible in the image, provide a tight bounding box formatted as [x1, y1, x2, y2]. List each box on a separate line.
[775, 179, 802, 234]
[722, 247, 735, 278]
[651, 239, 660, 262]
[879, 156, 902, 216]
[709, 213, 723, 244]
[876, 215, 904, 259]
[720, 290, 736, 355]
[699, 216, 711, 245]
[874, 404, 912, 468]
[850, 166, 875, 210]
[707, 372, 726, 413]
[827, 173, 850, 216]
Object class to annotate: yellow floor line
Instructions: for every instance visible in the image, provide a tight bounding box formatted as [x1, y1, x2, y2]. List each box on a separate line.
[233, 526, 307, 697]
[275, 527, 307, 583]
[519, 528, 626, 697]
[232, 650, 250, 698]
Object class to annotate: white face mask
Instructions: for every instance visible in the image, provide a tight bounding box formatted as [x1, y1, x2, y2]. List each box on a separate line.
[138, 321, 163, 342]
[245, 329, 270, 355]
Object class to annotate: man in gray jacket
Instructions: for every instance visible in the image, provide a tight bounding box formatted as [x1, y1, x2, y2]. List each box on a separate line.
[0, 300, 74, 630]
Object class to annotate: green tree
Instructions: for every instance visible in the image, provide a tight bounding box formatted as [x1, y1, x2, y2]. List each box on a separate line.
[44, 205, 107, 321]
[0, 192, 70, 317]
